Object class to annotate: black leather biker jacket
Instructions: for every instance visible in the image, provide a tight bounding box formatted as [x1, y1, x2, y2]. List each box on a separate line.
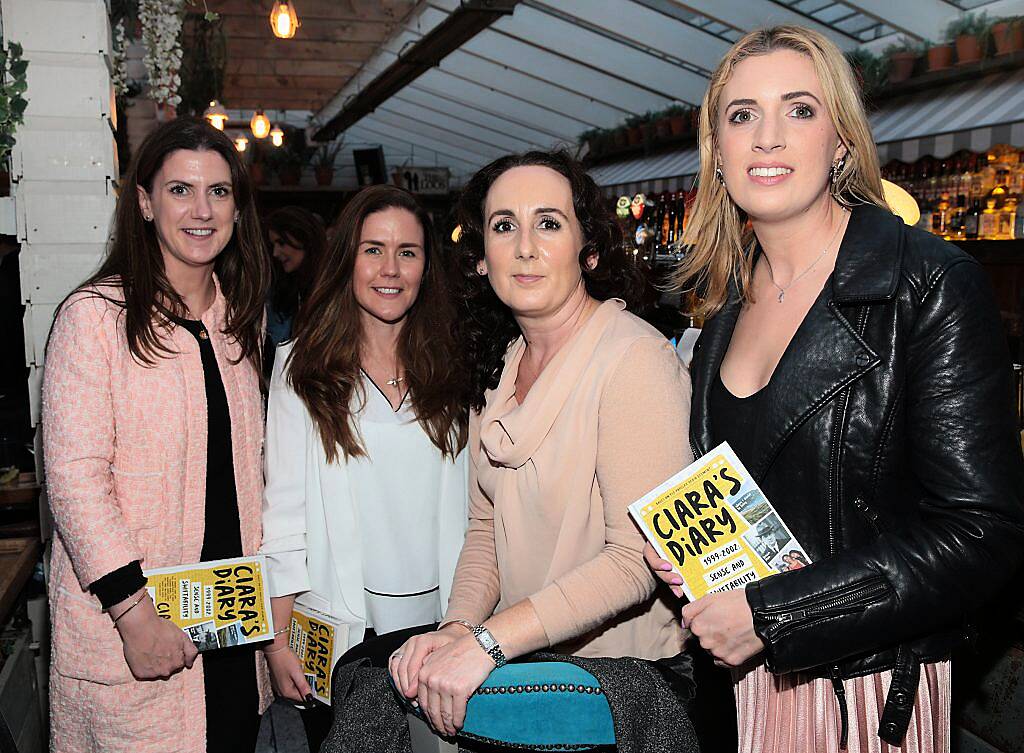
[689, 203, 1024, 746]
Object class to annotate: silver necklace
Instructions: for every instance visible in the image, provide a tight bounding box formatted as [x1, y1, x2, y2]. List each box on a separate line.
[761, 210, 847, 303]
[385, 375, 405, 387]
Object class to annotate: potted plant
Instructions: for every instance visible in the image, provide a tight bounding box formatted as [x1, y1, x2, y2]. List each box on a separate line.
[0, 42, 28, 195]
[845, 48, 886, 99]
[991, 16, 1024, 55]
[653, 111, 671, 141]
[266, 127, 311, 186]
[925, 38, 954, 72]
[946, 12, 989, 65]
[625, 114, 645, 146]
[579, 127, 601, 157]
[248, 142, 269, 186]
[312, 140, 343, 186]
[884, 37, 920, 82]
[664, 104, 688, 137]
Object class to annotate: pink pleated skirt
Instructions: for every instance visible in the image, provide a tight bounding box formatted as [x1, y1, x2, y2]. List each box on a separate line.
[733, 661, 951, 753]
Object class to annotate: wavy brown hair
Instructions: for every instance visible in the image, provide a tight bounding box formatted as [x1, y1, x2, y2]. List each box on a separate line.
[287, 185, 467, 462]
[674, 25, 888, 316]
[74, 117, 269, 374]
[453, 150, 645, 411]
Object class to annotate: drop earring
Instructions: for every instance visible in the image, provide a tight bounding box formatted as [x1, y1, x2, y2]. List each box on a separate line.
[715, 165, 725, 185]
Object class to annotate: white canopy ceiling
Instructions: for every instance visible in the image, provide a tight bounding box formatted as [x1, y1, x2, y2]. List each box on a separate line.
[313, 0, 1024, 189]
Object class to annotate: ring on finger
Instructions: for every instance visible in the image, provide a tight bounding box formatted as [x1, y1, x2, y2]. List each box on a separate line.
[391, 650, 404, 660]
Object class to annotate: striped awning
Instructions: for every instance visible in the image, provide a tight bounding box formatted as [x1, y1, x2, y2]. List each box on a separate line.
[591, 148, 700, 197]
[872, 67, 1024, 163]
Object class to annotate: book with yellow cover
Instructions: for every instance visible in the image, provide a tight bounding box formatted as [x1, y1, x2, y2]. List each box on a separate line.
[628, 442, 811, 601]
[288, 601, 349, 705]
[144, 555, 274, 651]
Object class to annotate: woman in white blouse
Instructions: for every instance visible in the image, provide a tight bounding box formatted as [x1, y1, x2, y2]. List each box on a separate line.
[260, 185, 469, 752]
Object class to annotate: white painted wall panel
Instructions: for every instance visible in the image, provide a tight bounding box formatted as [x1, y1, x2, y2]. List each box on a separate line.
[0, 0, 110, 56]
[13, 121, 117, 182]
[22, 246, 103, 303]
[18, 180, 115, 245]
[23, 52, 113, 120]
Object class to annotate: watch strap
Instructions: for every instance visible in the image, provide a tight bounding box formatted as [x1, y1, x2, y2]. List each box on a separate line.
[471, 625, 508, 668]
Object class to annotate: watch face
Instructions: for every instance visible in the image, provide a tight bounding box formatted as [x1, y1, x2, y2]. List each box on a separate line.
[476, 628, 498, 652]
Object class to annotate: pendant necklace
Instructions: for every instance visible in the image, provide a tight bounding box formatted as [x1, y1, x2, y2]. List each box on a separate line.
[762, 209, 847, 303]
[364, 350, 404, 388]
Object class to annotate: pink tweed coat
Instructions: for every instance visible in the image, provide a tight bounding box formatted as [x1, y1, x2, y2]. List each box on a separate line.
[42, 281, 271, 753]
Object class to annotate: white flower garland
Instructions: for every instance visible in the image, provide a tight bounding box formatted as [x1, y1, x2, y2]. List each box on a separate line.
[111, 19, 129, 98]
[138, 0, 184, 107]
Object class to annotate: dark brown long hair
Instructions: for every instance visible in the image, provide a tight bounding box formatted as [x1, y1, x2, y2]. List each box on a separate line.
[75, 117, 269, 374]
[287, 185, 467, 462]
[265, 206, 327, 319]
[453, 150, 645, 411]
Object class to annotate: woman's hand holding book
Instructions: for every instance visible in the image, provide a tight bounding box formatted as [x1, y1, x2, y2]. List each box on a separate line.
[113, 589, 198, 680]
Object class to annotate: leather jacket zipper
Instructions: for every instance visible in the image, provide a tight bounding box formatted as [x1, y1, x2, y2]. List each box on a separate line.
[852, 496, 881, 535]
[757, 576, 890, 642]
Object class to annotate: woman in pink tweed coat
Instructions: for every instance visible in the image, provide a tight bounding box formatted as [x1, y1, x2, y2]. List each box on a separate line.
[42, 118, 272, 753]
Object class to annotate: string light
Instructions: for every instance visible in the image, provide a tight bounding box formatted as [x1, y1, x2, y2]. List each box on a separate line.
[203, 100, 228, 130]
[250, 110, 271, 139]
[234, 136, 248, 152]
[270, 125, 284, 148]
[269, 1, 300, 38]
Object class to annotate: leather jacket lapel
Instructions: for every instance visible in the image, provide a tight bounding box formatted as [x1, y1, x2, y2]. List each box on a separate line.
[752, 292, 879, 479]
[690, 292, 741, 459]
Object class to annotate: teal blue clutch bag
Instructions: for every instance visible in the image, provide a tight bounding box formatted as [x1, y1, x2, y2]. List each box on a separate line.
[397, 661, 616, 751]
[461, 662, 615, 750]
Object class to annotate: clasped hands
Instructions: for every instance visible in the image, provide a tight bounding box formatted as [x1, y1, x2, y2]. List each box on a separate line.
[389, 623, 496, 738]
[643, 542, 765, 668]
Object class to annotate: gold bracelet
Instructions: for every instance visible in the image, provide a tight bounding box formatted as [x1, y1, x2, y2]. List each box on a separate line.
[273, 626, 289, 637]
[111, 591, 147, 628]
[438, 618, 476, 634]
[263, 644, 290, 655]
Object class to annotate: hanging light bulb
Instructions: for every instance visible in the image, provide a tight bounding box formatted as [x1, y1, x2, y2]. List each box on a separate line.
[203, 99, 229, 130]
[234, 136, 248, 152]
[250, 110, 271, 139]
[270, 125, 284, 148]
[269, 1, 300, 39]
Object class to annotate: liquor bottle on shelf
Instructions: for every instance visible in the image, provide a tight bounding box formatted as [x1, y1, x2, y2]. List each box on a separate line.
[672, 191, 685, 248]
[999, 197, 1017, 239]
[979, 198, 999, 239]
[949, 194, 967, 240]
[1015, 199, 1024, 241]
[931, 193, 951, 238]
[964, 198, 982, 240]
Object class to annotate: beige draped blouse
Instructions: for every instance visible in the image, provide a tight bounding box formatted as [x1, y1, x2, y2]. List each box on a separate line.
[444, 299, 693, 660]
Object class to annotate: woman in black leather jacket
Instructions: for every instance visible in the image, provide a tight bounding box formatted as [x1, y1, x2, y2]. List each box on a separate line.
[646, 25, 1024, 752]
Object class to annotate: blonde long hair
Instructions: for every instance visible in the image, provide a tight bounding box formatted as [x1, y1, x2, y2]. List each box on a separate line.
[675, 25, 889, 316]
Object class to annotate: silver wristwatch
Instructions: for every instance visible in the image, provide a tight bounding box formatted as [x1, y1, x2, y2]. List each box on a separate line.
[471, 625, 508, 668]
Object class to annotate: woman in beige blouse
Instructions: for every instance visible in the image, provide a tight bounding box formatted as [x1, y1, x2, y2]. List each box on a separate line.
[389, 150, 692, 737]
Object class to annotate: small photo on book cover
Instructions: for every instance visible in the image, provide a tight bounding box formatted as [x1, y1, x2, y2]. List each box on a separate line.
[185, 620, 219, 652]
[216, 620, 245, 648]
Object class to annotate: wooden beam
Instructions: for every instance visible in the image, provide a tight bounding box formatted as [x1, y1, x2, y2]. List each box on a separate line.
[206, 0, 416, 23]
[222, 38, 378, 61]
[225, 58, 360, 77]
[217, 14, 397, 43]
[224, 73, 349, 90]
[224, 86, 337, 101]
[226, 96, 327, 110]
